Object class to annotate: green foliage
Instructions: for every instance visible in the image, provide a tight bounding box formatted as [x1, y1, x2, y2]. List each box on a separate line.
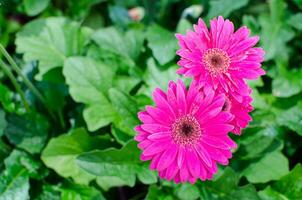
[1, 0, 302, 199]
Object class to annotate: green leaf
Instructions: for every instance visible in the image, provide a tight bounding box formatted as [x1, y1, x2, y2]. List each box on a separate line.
[277, 102, 302, 135]
[146, 25, 177, 65]
[202, 168, 261, 200]
[206, 0, 249, 19]
[41, 128, 113, 184]
[4, 112, 49, 154]
[23, 0, 50, 16]
[63, 57, 116, 131]
[259, 0, 295, 61]
[242, 151, 289, 183]
[60, 182, 105, 200]
[259, 164, 302, 200]
[176, 18, 192, 34]
[16, 17, 92, 80]
[109, 88, 139, 136]
[175, 183, 200, 200]
[0, 151, 30, 200]
[272, 164, 302, 199]
[96, 176, 133, 191]
[0, 83, 23, 114]
[0, 110, 6, 137]
[272, 67, 302, 97]
[77, 140, 150, 187]
[35, 185, 61, 200]
[111, 125, 133, 145]
[288, 13, 302, 30]
[141, 58, 180, 95]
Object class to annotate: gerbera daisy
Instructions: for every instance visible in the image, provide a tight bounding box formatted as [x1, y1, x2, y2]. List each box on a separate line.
[221, 90, 253, 135]
[134, 80, 236, 183]
[175, 16, 265, 102]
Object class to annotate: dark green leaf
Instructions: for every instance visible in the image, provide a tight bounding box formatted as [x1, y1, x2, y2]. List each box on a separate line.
[4, 112, 49, 154]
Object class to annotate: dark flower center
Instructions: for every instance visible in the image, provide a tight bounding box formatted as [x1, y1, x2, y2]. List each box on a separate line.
[172, 115, 201, 146]
[202, 48, 230, 76]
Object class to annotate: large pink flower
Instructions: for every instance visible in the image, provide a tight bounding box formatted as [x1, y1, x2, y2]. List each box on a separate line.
[176, 16, 265, 102]
[134, 80, 237, 183]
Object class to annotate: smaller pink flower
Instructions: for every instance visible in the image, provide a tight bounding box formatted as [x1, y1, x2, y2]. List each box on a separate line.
[176, 16, 265, 102]
[134, 80, 236, 183]
[221, 90, 253, 135]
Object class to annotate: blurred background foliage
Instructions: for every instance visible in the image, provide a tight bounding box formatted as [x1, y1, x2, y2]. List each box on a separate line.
[0, 0, 302, 199]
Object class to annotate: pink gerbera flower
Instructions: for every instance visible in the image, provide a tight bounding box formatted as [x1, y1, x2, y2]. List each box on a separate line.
[134, 80, 237, 183]
[176, 16, 265, 102]
[221, 91, 253, 135]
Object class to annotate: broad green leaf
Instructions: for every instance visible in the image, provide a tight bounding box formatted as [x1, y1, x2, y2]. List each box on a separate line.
[141, 58, 180, 95]
[109, 88, 139, 136]
[145, 185, 174, 200]
[0, 151, 30, 200]
[207, 0, 249, 19]
[41, 128, 112, 184]
[77, 141, 152, 187]
[258, 186, 288, 200]
[242, 151, 289, 183]
[259, 0, 295, 61]
[23, 0, 50, 16]
[146, 25, 177, 65]
[175, 183, 200, 200]
[113, 75, 140, 94]
[277, 102, 302, 135]
[16, 17, 92, 80]
[288, 13, 302, 30]
[176, 18, 192, 34]
[259, 164, 302, 200]
[91, 27, 144, 69]
[202, 168, 261, 200]
[272, 67, 302, 97]
[4, 112, 49, 154]
[238, 126, 283, 160]
[96, 176, 133, 191]
[111, 125, 133, 145]
[272, 164, 302, 200]
[63, 57, 116, 131]
[60, 182, 105, 200]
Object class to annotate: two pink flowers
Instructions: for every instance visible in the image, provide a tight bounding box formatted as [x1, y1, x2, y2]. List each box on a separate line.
[135, 16, 265, 183]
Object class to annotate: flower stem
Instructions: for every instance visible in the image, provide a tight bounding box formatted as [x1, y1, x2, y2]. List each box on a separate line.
[0, 60, 30, 112]
[0, 43, 56, 120]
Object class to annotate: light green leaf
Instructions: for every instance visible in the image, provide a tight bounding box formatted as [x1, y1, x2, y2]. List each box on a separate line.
[207, 0, 249, 19]
[259, 0, 295, 61]
[277, 102, 302, 135]
[146, 25, 177, 65]
[96, 176, 133, 191]
[77, 141, 150, 187]
[16, 17, 92, 80]
[288, 13, 302, 30]
[63, 57, 116, 131]
[109, 88, 139, 136]
[242, 151, 289, 183]
[175, 183, 200, 200]
[4, 112, 49, 154]
[176, 18, 192, 34]
[141, 58, 180, 95]
[272, 164, 302, 199]
[23, 0, 50, 16]
[41, 128, 112, 184]
[272, 67, 302, 97]
[60, 182, 105, 200]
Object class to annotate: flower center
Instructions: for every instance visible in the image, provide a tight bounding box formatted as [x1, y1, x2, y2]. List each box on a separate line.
[172, 115, 201, 146]
[202, 48, 230, 75]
